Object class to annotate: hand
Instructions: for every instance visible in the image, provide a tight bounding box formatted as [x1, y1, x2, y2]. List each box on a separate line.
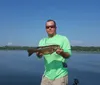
[56, 48, 70, 58]
[36, 52, 43, 58]
[56, 48, 63, 55]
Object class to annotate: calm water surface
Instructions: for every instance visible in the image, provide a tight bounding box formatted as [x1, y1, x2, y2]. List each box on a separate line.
[0, 51, 100, 85]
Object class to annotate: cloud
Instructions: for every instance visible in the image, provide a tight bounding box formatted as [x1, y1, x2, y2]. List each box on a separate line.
[70, 40, 83, 46]
[7, 42, 12, 46]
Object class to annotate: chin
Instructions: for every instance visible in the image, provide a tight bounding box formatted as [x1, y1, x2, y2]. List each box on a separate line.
[48, 33, 53, 35]
[48, 32, 54, 34]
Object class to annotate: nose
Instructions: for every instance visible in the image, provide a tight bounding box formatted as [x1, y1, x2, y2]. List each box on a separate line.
[48, 27, 52, 29]
[47, 27, 52, 30]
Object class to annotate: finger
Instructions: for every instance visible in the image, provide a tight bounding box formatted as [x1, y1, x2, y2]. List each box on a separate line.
[36, 52, 39, 54]
[56, 49, 61, 51]
[40, 53, 42, 55]
[56, 50, 60, 54]
[57, 48, 62, 51]
[39, 53, 43, 55]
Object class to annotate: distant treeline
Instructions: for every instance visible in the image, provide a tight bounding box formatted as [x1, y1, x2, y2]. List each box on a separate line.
[71, 46, 100, 52]
[0, 46, 100, 52]
[0, 46, 30, 50]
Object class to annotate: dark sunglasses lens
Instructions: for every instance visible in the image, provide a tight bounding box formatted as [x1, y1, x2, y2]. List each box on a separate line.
[46, 25, 55, 29]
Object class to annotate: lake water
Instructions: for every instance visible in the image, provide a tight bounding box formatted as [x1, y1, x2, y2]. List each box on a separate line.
[0, 51, 100, 85]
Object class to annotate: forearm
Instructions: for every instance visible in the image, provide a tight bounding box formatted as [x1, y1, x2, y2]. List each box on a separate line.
[60, 52, 70, 59]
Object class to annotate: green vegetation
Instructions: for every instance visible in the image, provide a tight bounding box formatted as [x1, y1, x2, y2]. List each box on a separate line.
[71, 46, 100, 52]
[0, 46, 100, 52]
[0, 46, 30, 50]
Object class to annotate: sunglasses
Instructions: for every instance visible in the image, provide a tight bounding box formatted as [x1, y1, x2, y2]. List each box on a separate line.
[46, 25, 56, 29]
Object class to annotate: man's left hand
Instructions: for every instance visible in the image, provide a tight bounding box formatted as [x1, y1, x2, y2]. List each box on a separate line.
[56, 48, 63, 55]
[56, 48, 70, 58]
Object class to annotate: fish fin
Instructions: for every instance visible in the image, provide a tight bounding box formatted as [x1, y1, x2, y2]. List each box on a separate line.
[27, 50, 34, 57]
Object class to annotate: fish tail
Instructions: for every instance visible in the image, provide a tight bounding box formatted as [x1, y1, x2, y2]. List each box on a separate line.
[27, 49, 35, 57]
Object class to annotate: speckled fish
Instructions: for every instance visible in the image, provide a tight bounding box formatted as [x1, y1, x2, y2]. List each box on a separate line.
[27, 45, 60, 56]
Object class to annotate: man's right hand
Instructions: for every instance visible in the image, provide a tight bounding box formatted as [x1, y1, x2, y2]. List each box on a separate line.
[36, 52, 43, 58]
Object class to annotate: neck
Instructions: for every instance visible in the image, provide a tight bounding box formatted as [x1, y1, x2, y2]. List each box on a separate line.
[48, 33, 56, 38]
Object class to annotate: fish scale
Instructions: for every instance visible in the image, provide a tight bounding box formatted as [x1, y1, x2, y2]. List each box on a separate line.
[27, 45, 60, 56]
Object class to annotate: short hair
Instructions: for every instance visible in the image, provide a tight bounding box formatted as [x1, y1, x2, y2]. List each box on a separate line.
[46, 19, 56, 27]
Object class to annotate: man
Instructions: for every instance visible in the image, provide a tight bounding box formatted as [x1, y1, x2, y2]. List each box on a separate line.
[36, 19, 71, 85]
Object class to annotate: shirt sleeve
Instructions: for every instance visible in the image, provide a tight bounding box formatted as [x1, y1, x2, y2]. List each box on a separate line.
[38, 39, 42, 46]
[62, 36, 72, 56]
[38, 39, 44, 46]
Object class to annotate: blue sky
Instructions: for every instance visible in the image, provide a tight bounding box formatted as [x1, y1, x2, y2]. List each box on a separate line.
[0, 0, 100, 46]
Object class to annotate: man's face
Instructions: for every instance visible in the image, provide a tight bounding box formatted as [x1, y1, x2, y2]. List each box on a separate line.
[45, 21, 56, 35]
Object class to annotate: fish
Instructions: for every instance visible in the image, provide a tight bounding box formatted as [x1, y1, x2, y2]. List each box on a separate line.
[27, 44, 60, 56]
